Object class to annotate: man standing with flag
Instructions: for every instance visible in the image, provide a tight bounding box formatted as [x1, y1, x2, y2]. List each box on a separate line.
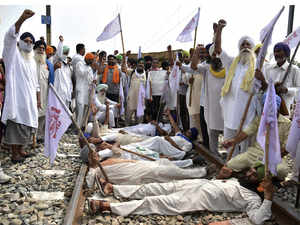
[255, 42, 300, 115]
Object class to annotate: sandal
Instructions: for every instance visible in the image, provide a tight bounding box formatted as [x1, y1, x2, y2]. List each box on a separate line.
[95, 176, 111, 196]
[88, 199, 108, 215]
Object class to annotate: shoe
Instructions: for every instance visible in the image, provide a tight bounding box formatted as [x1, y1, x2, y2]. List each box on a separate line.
[0, 169, 11, 184]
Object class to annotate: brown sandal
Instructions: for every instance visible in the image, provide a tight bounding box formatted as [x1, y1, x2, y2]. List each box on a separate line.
[88, 199, 108, 215]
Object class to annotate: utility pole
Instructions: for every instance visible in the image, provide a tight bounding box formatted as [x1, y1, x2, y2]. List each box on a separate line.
[287, 5, 295, 36]
[46, 5, 51, 45]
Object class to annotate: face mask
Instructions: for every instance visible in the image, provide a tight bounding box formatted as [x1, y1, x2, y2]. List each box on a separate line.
[19, 40, 33, 52]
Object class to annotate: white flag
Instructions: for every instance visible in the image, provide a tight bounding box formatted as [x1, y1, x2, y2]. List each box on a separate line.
[138, 46, 142, 59]
[176, 8, 200, 43]
[256, 80, 281, 175]
[96, 14, 121, 42]
[44, 87, 72, 164]
[259, 6, 285, 43]
[283, 26, 300, 49]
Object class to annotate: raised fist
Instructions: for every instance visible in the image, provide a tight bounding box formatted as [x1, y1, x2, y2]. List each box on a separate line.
[59, 35, 64, 42]
[21, 9, 35, 20]
[218, 19, 227, 29]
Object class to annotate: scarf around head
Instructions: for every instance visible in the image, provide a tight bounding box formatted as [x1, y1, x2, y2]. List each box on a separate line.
[221, 55, 255, 97]
[102, 65, 120, 84]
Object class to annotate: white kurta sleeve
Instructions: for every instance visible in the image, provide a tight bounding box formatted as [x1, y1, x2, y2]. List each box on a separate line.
[75, 61, 86, 78]
[246, 199, 272, 225]
[287, 66, 300, 96]
[3, 25, 18, 69]
[219, 50, 234, 71]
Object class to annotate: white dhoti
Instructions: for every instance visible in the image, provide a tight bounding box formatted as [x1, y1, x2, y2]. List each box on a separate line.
[87, 160, 207, 186]
[95, 109, 115, 127]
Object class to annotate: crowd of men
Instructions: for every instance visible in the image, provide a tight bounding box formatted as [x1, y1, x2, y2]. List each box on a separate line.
[1, 9, 300, 224]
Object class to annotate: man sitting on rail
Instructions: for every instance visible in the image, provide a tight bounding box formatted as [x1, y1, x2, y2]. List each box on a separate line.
[218, 94, 291, 180]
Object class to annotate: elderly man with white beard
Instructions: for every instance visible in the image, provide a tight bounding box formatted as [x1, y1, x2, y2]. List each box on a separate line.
[53, 36, 73, 108]
[33, 40, 49, 142]
[93, 84, 120, 128]
[2, 9, 40, 163]
[214, 19, 256, 157]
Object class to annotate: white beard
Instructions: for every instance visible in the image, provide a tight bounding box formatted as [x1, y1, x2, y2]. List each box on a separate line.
[98, 93, 106, 104]
[19, 48, 33, 61]
[239, 49, 253, 65]
[34, 51, 46, 65]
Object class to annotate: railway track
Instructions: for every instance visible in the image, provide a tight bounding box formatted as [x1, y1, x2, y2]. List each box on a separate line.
[62, 142, 300, 225]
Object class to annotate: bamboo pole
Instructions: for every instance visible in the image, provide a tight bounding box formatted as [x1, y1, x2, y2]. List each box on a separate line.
[118, 14, 126, 56]
[189, 8, 199, 107]
[49, 84, 110, 183]
[83, 84, 95, 131]
[265, 123, 270, 176]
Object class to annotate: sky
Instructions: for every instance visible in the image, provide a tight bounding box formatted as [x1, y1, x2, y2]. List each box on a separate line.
[0, 0, 299, 60]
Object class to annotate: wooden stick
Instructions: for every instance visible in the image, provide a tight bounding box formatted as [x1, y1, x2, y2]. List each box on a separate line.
[118, 14, 126, 56]
[226, 92, 254, 162]
[32, 133, 36, 149]
[188, 74, 194, 107]
[49, 84, 110, 183]
[120, 147, 156, 161]
[295, 169, 300, 208]
[83, 84, 95, 131]
[265, 123, 270, 176]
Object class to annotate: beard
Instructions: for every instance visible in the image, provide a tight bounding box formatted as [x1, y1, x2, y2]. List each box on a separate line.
[98, 92, 106, 104]
[19, 48, 33, 61]
[34, 51, 46, 64]
[211, 57, 223, 71]
[239, 48, 253, 65]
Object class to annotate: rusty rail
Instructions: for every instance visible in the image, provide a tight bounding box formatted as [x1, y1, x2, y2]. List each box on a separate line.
[63, 164, 88, 225]
[194, 142, 300, 225]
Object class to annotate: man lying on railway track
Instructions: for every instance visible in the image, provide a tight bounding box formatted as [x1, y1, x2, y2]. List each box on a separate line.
[218, 94, 290, 180]
[84, 149, 214, 186]
[88, 162, 273, 225]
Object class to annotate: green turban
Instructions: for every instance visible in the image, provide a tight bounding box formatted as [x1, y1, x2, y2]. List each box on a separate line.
[63, 45, 70, 54]
[253, 161, 265, 181]
[96, 84, 108, 92]
[116, 54, 123, 61]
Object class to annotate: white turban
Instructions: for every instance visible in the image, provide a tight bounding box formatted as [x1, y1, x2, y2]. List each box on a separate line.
[96, 84, 108, 92]
[238, 36, 255, 49]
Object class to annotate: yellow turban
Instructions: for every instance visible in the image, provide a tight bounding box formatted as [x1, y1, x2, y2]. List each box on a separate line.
[182, 50, 190, 58]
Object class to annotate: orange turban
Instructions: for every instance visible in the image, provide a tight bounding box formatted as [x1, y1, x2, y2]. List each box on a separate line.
[85, 53, 95, 60]
[46, 45, 54, 55]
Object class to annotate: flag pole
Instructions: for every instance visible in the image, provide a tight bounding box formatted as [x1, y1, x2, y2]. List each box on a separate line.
[189, 8, 200, 107]
[48, 84, 110, 183]
[118, 13, 126, 56]
[265, 123, 270, 176]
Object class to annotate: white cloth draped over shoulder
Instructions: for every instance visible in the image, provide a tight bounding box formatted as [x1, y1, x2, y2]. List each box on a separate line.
[1, 25, 39, 128]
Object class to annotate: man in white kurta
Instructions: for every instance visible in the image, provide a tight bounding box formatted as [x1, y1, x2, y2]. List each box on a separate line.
[187, 44, 225, 157]
[33, 40, 49, 141]
[53, 36, 73, 107]
[89, 167, 274, 225]
[2, 10, 40, 162]
[216, 21, 256, 157]
[259, 42, 300, 115]
[75, 53, 96, 128]
[93, 84, 119, 127]
[127, 59, 147, 124]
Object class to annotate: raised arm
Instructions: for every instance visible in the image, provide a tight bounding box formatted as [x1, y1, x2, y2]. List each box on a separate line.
[15, 9, 35, 34]
[166, 108, 180, 134]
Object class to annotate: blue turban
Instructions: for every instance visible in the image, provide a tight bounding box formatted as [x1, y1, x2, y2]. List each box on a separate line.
[274, 42, 290, 57]
[205, 43, 213, 52]
[262, 93, 281, 111]
[20, 32, 35, 44]
[84, 132, 91, 139]
[190, 127, 198, 141]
